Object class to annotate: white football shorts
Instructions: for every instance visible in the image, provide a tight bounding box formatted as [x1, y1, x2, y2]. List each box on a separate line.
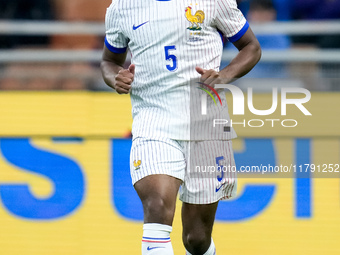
[130, 137, 237, 204]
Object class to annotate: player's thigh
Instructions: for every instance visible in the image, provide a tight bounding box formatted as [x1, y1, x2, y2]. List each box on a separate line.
[131, 137, 185, 223]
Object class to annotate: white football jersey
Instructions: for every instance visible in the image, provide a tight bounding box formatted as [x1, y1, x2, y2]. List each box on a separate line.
[105, 0, 248, 140]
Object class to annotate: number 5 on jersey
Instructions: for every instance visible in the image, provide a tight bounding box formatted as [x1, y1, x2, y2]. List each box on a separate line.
[164, 45, 177, 72]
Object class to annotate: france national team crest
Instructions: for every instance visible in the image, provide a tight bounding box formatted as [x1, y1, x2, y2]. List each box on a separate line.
[185, 6, 205, 30]
[185, 4, 205, 41]
[133, 160, 141, 170]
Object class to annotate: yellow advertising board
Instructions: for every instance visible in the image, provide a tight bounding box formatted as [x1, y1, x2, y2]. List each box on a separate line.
[0, 92, 339, 255]
[0, 92, 339, 137]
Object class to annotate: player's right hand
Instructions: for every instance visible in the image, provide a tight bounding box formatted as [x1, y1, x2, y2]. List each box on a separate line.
[114, 64, 135, 94]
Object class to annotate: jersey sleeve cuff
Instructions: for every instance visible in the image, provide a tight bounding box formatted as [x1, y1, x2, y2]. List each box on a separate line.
[227, 21, 249, 43]
[105, 37, 127, 54]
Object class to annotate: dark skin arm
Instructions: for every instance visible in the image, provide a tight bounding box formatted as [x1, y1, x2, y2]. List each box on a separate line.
[196, 27, 261, 85]
[100, 46, 135, 94]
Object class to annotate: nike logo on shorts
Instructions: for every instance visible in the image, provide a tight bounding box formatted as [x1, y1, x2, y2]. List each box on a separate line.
[216, 183, 226, 192]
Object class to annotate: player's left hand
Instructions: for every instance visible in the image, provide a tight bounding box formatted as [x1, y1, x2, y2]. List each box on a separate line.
[195, 67, 222, 87]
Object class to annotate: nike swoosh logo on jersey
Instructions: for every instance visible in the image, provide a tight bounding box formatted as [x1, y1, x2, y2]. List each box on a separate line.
[133, 21, 149, 30]
[147, 246, 165, 251]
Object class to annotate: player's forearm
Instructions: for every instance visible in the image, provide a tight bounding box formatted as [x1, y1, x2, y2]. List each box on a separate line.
[219, 41, 261, 83]
[101, 45, 128, 90]
[100, 60, 124, 89]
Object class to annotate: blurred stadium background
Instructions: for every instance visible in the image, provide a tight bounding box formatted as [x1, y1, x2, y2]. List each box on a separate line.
[0, 0, 339, 254]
